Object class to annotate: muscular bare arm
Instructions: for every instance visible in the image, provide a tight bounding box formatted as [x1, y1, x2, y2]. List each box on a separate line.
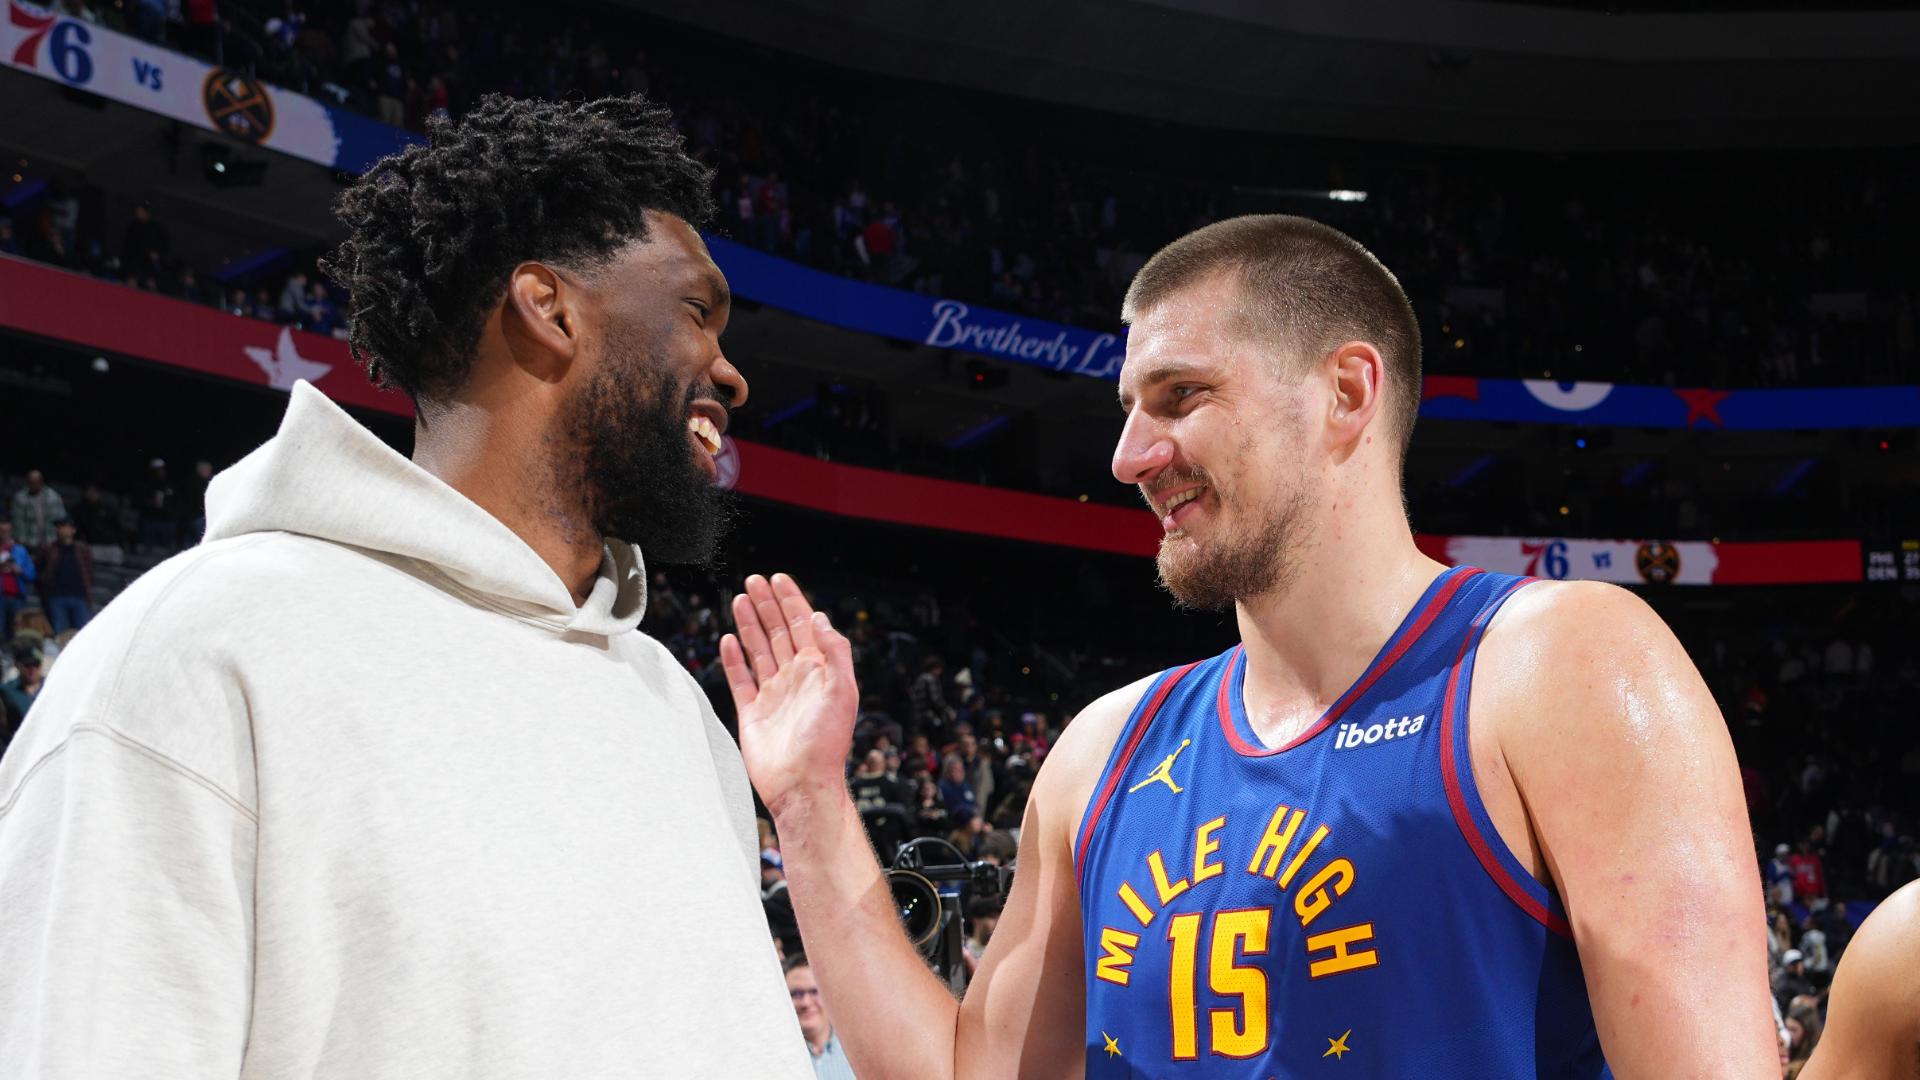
[723, 574, 1146, 1080]
[1475, 581, 1777, 1079]
[1801, 881, 1920, 1080]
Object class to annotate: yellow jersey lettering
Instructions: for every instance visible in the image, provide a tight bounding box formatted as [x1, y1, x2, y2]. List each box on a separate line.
[1294, 857, 1356, 928]
[1306, 922, 1380, 979]
[1276, 823, 1331, 890]
[1208, 908, 1271, 1058]
[1117, 880, 1156, 927]
[1147, 850, 1191, 906]
[1247, 805, 1304, 878]
[1191, 815, 1227, 885]
[1095, 926, 1141, 986]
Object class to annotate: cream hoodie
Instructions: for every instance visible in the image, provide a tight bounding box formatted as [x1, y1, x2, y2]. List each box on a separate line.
[0, 382, 811, 1079]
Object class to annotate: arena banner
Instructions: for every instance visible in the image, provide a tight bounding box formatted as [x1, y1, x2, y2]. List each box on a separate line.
[1414, 534, 1862, 586]
[705, 236, 1128, 379]
[3, 0, 419, 172]
[0, 255, 1879, 578]
[709, 241, 1920, 429]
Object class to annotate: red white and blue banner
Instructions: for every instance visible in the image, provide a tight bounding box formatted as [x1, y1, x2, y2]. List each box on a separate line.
[0, 255, 1890, 580]
[3, 0, 417, 172]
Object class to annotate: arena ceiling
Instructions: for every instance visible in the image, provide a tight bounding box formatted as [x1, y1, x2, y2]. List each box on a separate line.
[614, 0, 1920, 150]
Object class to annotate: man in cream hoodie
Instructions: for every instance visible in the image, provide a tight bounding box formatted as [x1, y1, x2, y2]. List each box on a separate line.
[0, 94, 810, 1078]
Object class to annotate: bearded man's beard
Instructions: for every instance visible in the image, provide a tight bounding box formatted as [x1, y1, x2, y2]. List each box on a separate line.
[564, 332, 736, 566]
[1154, 472, 1312, 612]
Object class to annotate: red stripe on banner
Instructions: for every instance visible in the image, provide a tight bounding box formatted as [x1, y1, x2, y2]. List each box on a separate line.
[728, 440, 1164, 556]
[0, 254, 408, 417]
[1710, 540, 1862, 584]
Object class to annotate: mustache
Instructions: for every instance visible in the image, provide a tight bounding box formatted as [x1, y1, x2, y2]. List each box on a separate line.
[1141, 466, 1211, 509]
[683, 379, 728, 414]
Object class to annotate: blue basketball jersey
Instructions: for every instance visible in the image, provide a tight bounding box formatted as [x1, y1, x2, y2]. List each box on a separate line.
[1076, 567, 1610, 1078]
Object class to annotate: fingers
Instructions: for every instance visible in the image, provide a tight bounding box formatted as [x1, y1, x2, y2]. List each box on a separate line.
[813, 611, 856, 687]
[719, 633, 758, 709]
[771, 573, 819, 656]
[731, 591, 778, 684]
[744, 575, 795, 667]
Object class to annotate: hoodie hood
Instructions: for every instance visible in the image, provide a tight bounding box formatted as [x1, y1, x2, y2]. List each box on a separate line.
[205, 381, 646, 637]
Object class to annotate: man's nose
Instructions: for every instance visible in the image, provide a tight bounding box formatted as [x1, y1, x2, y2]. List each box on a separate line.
[710, 352, 749, 408]
[1112, 410, 1174, 486]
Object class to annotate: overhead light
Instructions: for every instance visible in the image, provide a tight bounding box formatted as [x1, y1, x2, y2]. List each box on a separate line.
[1327, 190, 1369, 202]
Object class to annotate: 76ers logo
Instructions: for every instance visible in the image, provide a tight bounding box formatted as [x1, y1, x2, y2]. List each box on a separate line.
[9, 2, 95, 84]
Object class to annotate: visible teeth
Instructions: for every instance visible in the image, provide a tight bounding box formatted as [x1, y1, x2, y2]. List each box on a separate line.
[1163, 487, 1205, 512]
[689, 414, 722, 455]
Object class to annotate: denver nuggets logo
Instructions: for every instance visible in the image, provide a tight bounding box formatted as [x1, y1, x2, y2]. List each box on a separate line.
[203, 69, 275, 143]
[1128, 739, 1191, 795]
[1636, 541, 1680, 585]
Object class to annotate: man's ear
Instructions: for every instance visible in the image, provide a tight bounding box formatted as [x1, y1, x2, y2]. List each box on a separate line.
[502, 261, 582, 382]
[1325, 340, 1386, 457]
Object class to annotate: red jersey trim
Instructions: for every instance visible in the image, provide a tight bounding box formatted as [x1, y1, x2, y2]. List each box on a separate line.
[1074, 662, 1202, 888]
[1437, 578, 1574, 939]
[1215, 568, 1480, 757]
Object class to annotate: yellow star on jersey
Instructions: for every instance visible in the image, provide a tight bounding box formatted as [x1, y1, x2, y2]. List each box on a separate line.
[1324, 1029, 1353, 1060]
[1101, 1031, 1121, 1058]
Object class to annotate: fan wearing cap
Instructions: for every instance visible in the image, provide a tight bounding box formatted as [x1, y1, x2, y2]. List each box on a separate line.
[1773, 948, 1816, 1012]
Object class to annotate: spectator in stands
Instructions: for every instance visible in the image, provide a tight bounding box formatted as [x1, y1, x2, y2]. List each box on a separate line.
[69, 483, 119, 547]
[0, 521, 35, 638]
[10, 470, 65, 561]
[1, 646, 43, 746]
[785, 955, 857, 1079]
[131, 0, 167, 43]
[1767, 843, 1796, 906]
[910, 655, 952, 741]
[121, 202, 170, 279]
[305, 281, 343, 335]
[937, 753, 978, 820]
[1789, 838, 1828, 903]
[960, 896, 1000, 978]
[38, 519, 92, 634]
[136, 457, 176, 553]
[277, 271, 311, 320]
[185, 458, 215, 543]
[911, 774, 949, 837]
[1772, 949, 1815, 1012]
[1785, 998, 1822, 1077]
[377, 43, 407, 128]
[954, 728, 994, 816]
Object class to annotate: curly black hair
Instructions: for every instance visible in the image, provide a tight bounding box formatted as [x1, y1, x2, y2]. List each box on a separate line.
[319, 94, 714, 401]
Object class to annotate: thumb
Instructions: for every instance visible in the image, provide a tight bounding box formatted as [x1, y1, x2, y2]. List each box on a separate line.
[813, 611, 856, 687]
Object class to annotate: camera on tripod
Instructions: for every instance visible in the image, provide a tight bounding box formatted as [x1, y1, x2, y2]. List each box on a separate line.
[887, 837, 1013, 991]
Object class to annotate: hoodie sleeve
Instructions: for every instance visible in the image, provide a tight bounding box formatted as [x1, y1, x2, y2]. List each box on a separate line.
[0, 723, 256, 1077]
[694, 687, 762, 890]
[0, 548, 261, 1078]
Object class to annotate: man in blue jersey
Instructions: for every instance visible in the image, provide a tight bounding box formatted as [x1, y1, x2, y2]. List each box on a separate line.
[723, 215, 1777, 1077]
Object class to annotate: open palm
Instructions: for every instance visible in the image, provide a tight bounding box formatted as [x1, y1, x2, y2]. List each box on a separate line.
[720, 573, 861, 817]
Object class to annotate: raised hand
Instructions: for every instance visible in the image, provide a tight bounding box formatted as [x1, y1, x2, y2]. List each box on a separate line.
[720, 573, 860, 818]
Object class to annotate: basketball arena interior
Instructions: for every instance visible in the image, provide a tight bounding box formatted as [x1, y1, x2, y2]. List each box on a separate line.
[0, 0, 1916, 1076]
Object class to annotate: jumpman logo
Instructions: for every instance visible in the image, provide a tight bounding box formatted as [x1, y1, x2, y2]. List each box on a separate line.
[1128, 739, 1192, 795]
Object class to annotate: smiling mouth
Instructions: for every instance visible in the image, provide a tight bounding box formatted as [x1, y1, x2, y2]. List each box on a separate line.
[1154, 484, 1209, 534]
[688, 413, 723, 456]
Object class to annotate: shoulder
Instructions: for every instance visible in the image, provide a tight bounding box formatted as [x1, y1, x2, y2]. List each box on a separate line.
[1477, 579, 1697, 710]
[1030, 670, 1166, 836]
[1810, 883, 1920, 1075]
[1834, 883, 1920, 1004]
[4, 533, 352, 803]
[1473, 578, 1719, 765]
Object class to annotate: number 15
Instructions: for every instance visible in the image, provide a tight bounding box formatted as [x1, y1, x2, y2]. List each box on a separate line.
[1166, 908, 1270, 1060]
